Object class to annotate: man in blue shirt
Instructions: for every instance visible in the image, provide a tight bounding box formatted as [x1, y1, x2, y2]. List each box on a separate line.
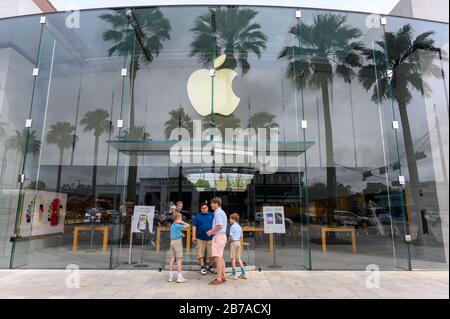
[192, 203, 215, 275]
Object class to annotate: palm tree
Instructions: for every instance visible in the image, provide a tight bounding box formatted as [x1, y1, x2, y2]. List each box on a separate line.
[5, 129, 41, 181]
[358, 24, 443, 238]
[249, 111, 279, 139]
[279, 13, 364, 212]
[190, 7, 268, 74]
[81, 109, 111, 197]
[0, 121, 7, 183]
[202, 114, 241, 137]
[100, 8, 171, 202]
[46, 122, 78, 192]
[164, 108, 194, 140]
[0, 121, 6, 139]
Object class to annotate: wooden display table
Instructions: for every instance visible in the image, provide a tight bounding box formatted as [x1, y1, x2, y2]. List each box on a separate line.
[321, 226, 356, 253]
[155, 225, 273, 253]
[72, 225, 112, 253]
[156, 225, 191, 253]
[241, 226, 273, 253]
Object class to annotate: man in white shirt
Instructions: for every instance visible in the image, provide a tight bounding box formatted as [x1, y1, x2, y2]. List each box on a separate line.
[206, 197, 228, 285]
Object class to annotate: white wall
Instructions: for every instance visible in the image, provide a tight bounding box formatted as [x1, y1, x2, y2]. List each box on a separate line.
[0, 0, 40, 19]
[1, 0, 448, 22]
[390, 0, 449, 22]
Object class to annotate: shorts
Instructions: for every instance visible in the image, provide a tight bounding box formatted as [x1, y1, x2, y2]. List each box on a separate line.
[196, 239, 212, 259]
[229, 241, 241, 260]
[169, 239, 183, 259]
[211, 234, 227, 257]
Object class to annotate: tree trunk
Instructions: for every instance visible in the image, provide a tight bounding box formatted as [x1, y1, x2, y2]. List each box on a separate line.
[126, 155, 138, 203]
[320, 79, 337, 224]
[398, 101, 423, 239]
[56, 148, 63, 193]
[92, 135, 99, 199]
[125, 58, 139, 203]
[0, 149, 8, 183]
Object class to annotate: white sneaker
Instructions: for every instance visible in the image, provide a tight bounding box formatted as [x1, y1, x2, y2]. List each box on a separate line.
[200, 268, 207, 275]
[168, 276, 174, 282]
[176, 277, 188, 283]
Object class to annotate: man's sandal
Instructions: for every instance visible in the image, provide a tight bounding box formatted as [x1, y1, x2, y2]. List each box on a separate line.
[208, 279, 225, 285]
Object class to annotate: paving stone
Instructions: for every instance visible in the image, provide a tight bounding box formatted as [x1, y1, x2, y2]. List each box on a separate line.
[0, 269, 447, 299]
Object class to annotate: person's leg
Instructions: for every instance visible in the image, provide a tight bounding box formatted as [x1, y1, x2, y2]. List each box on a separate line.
[198, 240, 207, 274]
[238, 258, 245, 269]
[231, 258, 237, 277]
[221, 236, 226, 279]
[177, 258, 182, 274]
[208, 257, 214, 268]
[168, 256, 175, 281]
[207, 240, 214, 272]
[221, 257, 226, 278]
[216, 256, 223, 281]
[176, 240, 187, 282]
[197, 240, 205, 267]
[237, 247, 247, 279]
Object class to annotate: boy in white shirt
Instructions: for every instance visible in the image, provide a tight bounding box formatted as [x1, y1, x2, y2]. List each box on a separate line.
[228, 213, 247, 280]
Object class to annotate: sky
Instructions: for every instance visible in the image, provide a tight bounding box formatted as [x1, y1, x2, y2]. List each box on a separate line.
[51, 0, 401, 15]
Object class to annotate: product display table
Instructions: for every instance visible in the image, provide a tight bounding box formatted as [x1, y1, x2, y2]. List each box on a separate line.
[241, 226, 273, 253]
[156, 225, 191, 253]
[72, 224, 112, 253]
[321, 226, 356, 253]
[155, 225, 274, 253]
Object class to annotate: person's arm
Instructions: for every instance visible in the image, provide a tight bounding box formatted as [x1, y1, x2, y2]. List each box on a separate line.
[179, 220, 190, 230]
[207, 224, 222, 237]
[227, 225, 232, 242]
[192, 216, 197, 242]
[192, 226, 197, 242]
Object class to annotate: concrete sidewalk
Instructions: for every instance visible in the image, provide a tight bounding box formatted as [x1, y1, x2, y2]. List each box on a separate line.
[0, 269, 448, 299]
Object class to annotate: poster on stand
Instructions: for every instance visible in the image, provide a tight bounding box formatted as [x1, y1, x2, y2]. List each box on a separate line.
[263, 206, 285, 234]
[131, 206, 155, 233]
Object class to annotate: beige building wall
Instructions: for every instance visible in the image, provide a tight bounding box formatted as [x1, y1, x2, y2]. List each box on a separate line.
[0, 0, 41, 19]
[390, 0, 449, 22]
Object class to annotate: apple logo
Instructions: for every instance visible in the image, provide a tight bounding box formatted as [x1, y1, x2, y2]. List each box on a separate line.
[215, 175, 228, 191]
[187, 54, 240, 116]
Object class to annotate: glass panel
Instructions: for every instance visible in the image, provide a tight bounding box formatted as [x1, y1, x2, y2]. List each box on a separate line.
[10, 9, 130, 268]
[383, 17, 449, 269]
[1, 15, 43, 268]
[109, 6, 207, 270]
[205, 6, 307, 270]
[297, 9, 410, 269]
[2, 5, 447, 272]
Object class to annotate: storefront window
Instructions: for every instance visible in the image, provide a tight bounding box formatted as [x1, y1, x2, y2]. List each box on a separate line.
[0, 6, 447, 270]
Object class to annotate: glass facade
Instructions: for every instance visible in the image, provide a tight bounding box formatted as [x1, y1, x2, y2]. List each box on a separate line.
[0, 6, 448, 270]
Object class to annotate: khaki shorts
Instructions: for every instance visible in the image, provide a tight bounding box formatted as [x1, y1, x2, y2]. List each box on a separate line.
[211, 234, 227, 257]
[169, 239, 183, 259]
[196, 239, 212, 259]
[230, 241, 241, 260]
